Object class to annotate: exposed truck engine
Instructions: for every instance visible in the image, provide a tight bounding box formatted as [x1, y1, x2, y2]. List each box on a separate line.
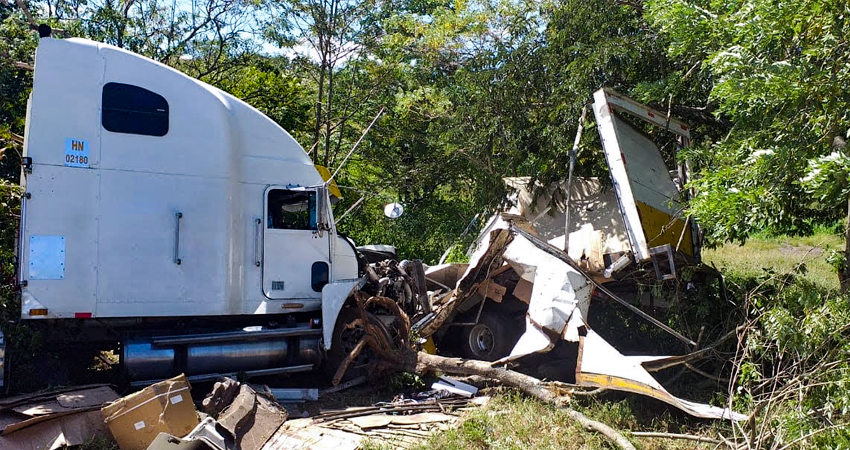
[13, 35, 385, 385]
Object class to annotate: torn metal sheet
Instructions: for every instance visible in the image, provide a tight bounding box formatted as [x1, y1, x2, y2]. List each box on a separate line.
[481, 224, 593, 362]
[503, 233, 593, 330]
[270, 388, 318, 403]
[481, 225, 742, 421]
[592, 87, 697, 260]
[577, 330, 745, 421]
[431, 376, 478, 398]
[501, 177, 630, 270]
[512, 225, 695, 346]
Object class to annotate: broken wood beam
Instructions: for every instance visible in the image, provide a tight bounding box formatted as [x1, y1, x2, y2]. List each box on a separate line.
[417, 228, 513, 338]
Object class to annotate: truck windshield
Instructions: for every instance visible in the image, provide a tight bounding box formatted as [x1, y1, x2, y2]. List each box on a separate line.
[267, 189, 317, 230]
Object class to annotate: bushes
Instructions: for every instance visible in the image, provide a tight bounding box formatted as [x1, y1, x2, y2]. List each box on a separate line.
[724, 269, 850, 447]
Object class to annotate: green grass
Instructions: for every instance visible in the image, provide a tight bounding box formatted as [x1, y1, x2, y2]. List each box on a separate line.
[702, 228, 844, 291]
[408, 392, 721, 450]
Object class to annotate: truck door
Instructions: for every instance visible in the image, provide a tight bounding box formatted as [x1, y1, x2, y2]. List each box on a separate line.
[263, 187, 330, 299]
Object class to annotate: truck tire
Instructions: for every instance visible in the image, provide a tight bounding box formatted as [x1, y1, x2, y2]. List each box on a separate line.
[323, 306, 375, 382]
[460, 309, 519, 361]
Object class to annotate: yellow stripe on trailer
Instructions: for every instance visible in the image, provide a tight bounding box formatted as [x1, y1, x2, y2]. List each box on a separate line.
[635, 201, 694, 257]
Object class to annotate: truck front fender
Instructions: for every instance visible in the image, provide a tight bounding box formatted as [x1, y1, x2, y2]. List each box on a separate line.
[321, 278, 366, 350]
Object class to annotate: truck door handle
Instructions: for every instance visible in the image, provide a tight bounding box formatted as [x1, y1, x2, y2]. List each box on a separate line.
[174, 212, 183, 265]
[254, 218, 262, 267]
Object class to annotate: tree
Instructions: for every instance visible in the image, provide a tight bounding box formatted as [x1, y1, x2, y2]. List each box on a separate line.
[646, 0, 850, 287]
[264, 0, 383, 167]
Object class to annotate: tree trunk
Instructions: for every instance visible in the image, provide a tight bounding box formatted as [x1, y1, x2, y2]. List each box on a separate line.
[841, 196, 850, 293]
[324, 63, 334, 168]
[313, 57, 326, 165]
[322, 0, 337, 168]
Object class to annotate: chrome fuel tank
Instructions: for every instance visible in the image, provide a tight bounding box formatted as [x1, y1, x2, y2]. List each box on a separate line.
[186, 339, 289, 375]
[124, 327, 322, 381]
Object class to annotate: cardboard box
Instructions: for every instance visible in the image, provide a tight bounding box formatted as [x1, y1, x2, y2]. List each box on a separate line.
[101, 374, 199, 450]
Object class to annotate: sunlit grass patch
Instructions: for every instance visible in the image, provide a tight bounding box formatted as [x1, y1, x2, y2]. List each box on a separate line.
[703, 229, 843, 291]
[411, 392, 720, 450]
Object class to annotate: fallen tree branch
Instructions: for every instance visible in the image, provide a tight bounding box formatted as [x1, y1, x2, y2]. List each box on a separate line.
[643, 327, 740, 372]
[631, 431, 721, 444]
[411, 352, 636, 450]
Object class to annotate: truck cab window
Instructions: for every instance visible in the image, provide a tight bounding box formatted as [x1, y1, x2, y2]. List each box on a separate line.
[267, 189, 317, 230]
[102, 82, 169, 136]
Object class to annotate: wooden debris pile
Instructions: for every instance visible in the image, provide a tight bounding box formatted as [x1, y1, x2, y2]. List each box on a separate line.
[262, 397, 481, 450]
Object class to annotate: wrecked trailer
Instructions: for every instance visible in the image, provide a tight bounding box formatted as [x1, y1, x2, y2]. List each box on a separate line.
[420, 87, 701, 358]
[413, 88, 741, 420]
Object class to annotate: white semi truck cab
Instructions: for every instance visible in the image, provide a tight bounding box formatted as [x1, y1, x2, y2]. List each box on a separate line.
[15, 36, 366, 384]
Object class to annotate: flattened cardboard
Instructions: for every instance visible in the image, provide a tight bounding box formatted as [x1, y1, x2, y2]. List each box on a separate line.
[1, 385, 119, 436]
[0, 409, 111, 450]
[101, 374, 199, 450]
[0, 385, 119, 450]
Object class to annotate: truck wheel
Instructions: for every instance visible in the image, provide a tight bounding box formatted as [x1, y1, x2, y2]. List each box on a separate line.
[460, 310, 517, 361]
[323, 306, 375, 382]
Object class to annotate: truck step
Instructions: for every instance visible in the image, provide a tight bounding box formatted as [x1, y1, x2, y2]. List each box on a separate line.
[151, 326, 321, 346]
[130, 364, 314, 387]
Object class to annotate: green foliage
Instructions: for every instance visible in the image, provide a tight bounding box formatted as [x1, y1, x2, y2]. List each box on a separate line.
[803, 150, 850, 211]
[646, 0, 850, 243]
[386, 371, 425, 392]
[732, 273, 850, 447]
[697, 233, 850, 447]
[0, 180, 20, 292]
[214, 56, 313, 136]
